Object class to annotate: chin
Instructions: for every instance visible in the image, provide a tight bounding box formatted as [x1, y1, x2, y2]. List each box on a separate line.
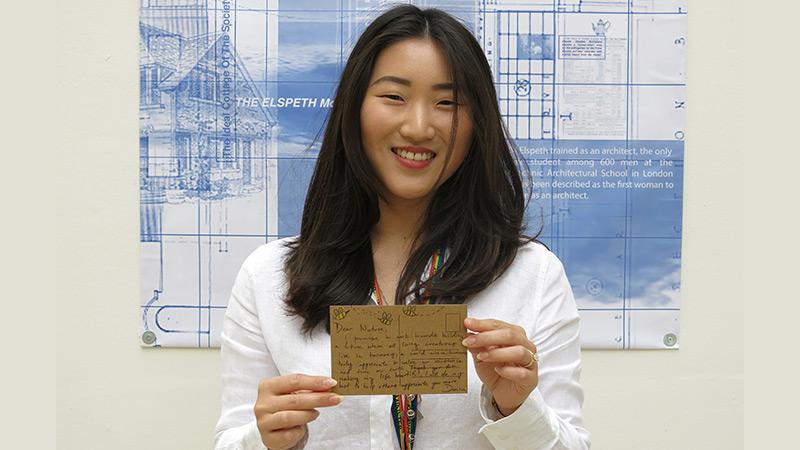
[385, 189, 434, 204]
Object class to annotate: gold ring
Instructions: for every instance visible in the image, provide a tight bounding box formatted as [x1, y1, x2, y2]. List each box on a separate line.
[522, 349, 539, 369]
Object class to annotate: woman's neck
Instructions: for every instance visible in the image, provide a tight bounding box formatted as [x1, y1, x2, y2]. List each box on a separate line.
[371, 197, 429, 252]
[370, 197, 431, 306]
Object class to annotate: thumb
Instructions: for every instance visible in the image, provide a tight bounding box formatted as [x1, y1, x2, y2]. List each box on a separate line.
[466, 346, 485, 362]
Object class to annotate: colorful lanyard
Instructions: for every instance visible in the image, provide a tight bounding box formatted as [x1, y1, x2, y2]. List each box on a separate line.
[372, 247, 445, 450]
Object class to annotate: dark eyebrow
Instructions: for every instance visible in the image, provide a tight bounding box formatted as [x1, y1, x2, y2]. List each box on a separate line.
[370, 75, 454, 91]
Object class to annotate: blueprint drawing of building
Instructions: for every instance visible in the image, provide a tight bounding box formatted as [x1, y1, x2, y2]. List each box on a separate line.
[139, 0, 686, 349]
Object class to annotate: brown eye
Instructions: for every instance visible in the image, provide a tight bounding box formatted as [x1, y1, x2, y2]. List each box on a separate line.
[382, 95, 403, 102]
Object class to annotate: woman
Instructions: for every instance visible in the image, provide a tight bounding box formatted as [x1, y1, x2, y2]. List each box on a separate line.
[215, 5, 589, 450]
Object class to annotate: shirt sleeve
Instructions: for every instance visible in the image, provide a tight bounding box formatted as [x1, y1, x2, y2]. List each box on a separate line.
[477, 252, 591, 450]
[214, 250, 308, 450]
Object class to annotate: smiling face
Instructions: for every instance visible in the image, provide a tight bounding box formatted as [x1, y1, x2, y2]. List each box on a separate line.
[360, 38, 474, 207]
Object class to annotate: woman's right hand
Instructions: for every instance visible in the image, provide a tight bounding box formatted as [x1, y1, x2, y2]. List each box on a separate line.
[254, 374, 342, 450]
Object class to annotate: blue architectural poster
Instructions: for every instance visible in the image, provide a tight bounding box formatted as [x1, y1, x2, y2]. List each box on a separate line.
[139, 0, 686, 349]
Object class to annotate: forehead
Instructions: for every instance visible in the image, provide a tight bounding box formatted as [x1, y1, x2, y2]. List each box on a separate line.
[369, 38, 453, 84]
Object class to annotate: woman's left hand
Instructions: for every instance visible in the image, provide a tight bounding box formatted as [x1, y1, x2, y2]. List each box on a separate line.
[462, 317, 539, 416]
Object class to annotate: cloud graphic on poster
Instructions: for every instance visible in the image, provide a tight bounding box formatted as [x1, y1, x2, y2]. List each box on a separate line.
[278, 134, 320, 156]
[627, 268, 681, 308]
[278, 44, 341, 74]
[239, 44, 341, 80]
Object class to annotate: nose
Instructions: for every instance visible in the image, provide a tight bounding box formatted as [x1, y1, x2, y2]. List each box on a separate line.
[399, 102, 435, 143]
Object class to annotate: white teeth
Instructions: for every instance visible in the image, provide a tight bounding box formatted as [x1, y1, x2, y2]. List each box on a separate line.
[393, 148, 434, 161]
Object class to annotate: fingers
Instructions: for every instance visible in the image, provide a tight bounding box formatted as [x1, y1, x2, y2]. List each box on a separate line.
[462, 326, 533, 352]
[255, 375, 342, 450]
[465, 317, 518, 333]
[259, 424, 307, 450]
[462, 318, 537, 373]
[261, 409, 321, 431]
[494, 364, 536, 382]
[260, 373, 338, 396]
[474, 345, 535, 367]
[259, 391, 342, 415]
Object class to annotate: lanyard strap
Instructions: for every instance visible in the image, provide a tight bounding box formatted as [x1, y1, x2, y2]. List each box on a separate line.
[372, 246, 445, 450]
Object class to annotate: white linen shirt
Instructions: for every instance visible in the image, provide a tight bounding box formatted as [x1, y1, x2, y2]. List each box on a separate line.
[214, 237, 590, 450]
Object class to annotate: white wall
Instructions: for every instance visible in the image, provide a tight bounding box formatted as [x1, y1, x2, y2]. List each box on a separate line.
[54, 1, 746, 449]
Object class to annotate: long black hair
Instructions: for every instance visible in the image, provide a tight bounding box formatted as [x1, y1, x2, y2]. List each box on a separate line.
[284, 5, 537, 335]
